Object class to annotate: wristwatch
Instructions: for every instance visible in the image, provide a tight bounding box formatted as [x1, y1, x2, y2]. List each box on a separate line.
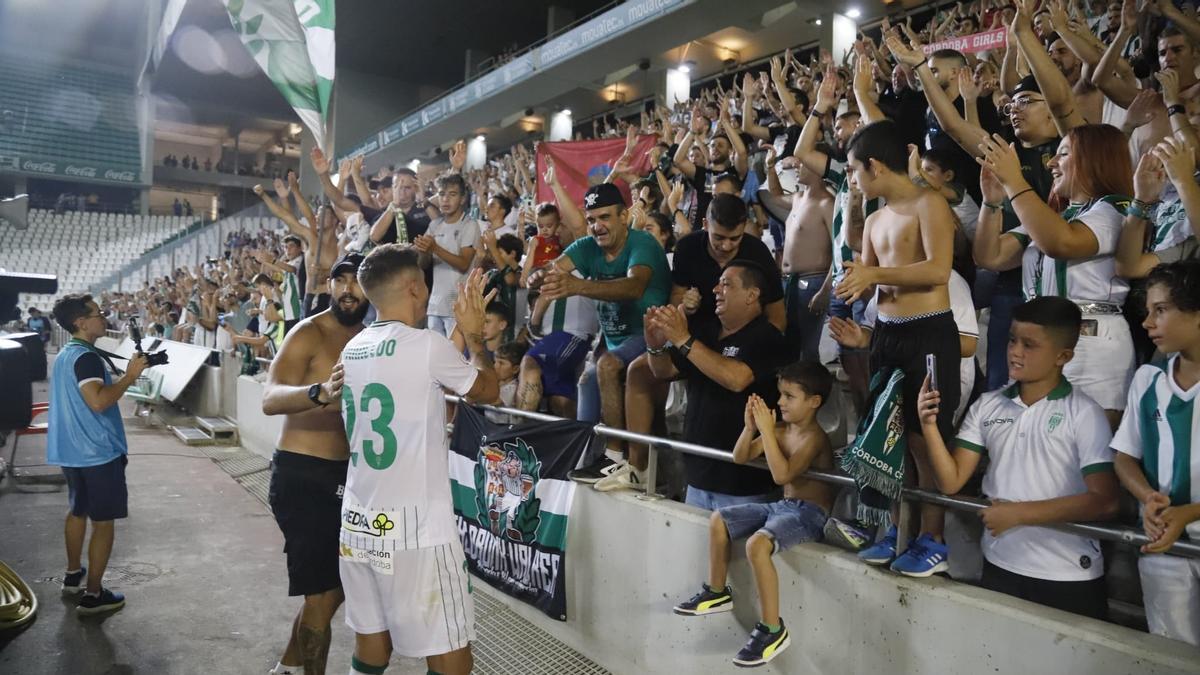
[307, 383, 328, 407]
[677, 335, 697, 358]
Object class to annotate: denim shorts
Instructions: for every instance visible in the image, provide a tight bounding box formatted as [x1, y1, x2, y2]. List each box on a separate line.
[718, 499, 828, 553]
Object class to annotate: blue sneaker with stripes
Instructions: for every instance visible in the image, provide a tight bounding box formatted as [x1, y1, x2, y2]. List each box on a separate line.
[857, 525, 898, 565]
[889, 533, 950, 577]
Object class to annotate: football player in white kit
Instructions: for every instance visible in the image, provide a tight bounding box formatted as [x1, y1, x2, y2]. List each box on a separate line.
[332, 244, 499, 675]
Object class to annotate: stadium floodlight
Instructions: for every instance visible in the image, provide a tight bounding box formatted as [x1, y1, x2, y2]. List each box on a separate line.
[847, 8, 861, 18]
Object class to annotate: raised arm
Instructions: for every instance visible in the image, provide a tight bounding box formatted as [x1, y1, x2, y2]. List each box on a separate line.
[851, 49, 887, 125]
[1090, 0, 1139, 109]
[1011, 0, 1087, 135]
[253, 184, 310, 245]
[350, 157, 378, 209]
[672, 107, 707, 179]
[917, 380, 984, 493]
[974, 168, 1026, 270]
[309, 147, 360, 213]
[979, 134, 1099, 259]
[718, 107, 749, 178]
[739, 72, 768, 141]
[793, 66, 836, 175]
[543, 157, 586, 240]
[887, 33, 991, 157]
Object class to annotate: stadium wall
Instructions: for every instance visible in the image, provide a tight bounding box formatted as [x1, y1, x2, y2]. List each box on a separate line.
[228, 374, 1199, 674]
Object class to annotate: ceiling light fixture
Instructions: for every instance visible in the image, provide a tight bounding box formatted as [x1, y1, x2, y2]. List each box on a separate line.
[846, 7, 861, 18]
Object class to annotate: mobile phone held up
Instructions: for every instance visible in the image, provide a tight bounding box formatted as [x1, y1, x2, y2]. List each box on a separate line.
[925, 354, 938, 393]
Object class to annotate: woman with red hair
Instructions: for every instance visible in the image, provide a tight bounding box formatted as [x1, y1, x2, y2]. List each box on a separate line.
[974, 124, 1135, 427]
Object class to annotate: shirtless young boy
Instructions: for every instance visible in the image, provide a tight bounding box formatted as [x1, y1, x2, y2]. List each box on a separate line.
[834, 119, 961, 578]
[261, 254, 370, 675]
[672, 361, 836, 668]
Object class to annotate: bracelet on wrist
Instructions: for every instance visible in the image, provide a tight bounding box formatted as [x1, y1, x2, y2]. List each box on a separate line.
[1168, 104, 1187, 117]
[1008, 187, 1036, 203]
[646, 345, 667, 356]
[983, 201, 1004, 210]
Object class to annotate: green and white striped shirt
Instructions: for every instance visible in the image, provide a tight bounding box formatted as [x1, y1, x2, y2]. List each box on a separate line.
[1008, 195, 1130, 305]
[1113, 356, 1200, 541]
[281, 255, 304, 321]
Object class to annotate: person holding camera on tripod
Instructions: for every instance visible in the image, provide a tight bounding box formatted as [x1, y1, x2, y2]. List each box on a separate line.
[47, 293, 147, 615]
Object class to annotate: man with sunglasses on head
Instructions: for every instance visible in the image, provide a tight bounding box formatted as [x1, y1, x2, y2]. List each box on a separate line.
[47, 294, 148, 615]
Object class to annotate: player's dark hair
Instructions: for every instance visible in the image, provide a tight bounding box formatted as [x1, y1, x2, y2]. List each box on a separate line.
[357, 244, 422, 300]
[1012, 297, 1082, 348]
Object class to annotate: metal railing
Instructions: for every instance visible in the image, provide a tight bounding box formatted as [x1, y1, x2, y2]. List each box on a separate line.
[443, 394, 1200, 559]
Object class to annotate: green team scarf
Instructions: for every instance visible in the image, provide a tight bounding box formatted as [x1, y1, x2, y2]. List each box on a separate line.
[839, 368, 907, 525]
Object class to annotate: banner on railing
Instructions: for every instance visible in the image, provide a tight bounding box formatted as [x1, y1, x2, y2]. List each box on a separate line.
[922, 28, 1007, 54]
[449, 405, 594, 621]
[535, 135, 657, 208]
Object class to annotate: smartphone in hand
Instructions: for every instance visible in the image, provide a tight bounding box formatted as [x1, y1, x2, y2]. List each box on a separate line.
[925, 353, 938, 393]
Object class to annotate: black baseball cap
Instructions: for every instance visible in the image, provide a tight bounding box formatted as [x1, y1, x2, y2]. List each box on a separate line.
[331, 253, 365, 278]
[582, 182, 626, 210]
[1010, 75, 1042, 97]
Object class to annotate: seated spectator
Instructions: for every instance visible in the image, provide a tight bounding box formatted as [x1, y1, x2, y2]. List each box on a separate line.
[539, 183, 671, 484]
[645, 261, 788, 508]
[917, 297, 1120, 620]
[672, 362, 835, 668]
[1113, 260, 1200, 647]
[614, 194, 784, 493]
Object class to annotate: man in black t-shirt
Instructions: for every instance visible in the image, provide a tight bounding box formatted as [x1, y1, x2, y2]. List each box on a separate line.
[619, 195, 784, 493]
[370, 168, 431, 245]
[672, 108, 750, 232]
[644, 260, 787, 509]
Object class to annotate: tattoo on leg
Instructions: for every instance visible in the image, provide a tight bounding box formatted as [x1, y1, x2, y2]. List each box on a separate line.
[519, 380, 542, 411]
[298, 624, 331, 675]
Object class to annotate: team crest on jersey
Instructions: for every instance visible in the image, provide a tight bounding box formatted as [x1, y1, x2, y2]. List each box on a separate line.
[474, 439, 542, 543]
[1047, 412, 1064, 433]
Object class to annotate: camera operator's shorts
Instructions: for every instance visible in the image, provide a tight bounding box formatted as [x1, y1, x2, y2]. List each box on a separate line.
[340, 537, 475, 657]
[63, 455, 128, 521]
[268, 450, 348, 596]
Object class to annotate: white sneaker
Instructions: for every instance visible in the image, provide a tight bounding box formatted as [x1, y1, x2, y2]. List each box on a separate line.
[593, 461, 644, 492]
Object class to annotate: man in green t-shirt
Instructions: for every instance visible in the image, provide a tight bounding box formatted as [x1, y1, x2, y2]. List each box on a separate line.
[541, 183, 671, 480]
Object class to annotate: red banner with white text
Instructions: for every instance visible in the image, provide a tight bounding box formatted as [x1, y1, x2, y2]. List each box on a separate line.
[535, 135, 658, 208]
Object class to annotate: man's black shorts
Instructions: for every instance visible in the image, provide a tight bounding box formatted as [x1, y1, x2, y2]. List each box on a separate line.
[268, 450, 348, 597]
[63, 455, 128, 521]
[869, 309, 961, 444]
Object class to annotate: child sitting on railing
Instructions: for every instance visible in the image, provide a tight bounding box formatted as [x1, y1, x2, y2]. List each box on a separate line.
[672, 361, 836, 668]
[916, 296, 1120, 619]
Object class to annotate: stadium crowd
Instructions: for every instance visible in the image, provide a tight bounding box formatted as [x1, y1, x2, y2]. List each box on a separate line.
[39, 0, 1200, 667]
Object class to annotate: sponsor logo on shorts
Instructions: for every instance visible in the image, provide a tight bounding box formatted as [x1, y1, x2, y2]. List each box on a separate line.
[340, 542, 394, 575]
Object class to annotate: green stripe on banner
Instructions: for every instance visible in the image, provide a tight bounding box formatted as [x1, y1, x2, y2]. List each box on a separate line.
[451, 480, 571, 551]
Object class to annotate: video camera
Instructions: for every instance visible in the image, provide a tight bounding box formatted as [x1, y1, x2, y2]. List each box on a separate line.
[126, 316, 169, 367]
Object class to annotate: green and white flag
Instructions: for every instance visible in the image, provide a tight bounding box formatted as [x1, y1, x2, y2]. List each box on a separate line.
[450, 405, 594, 621]
[222, 0, 335, 150]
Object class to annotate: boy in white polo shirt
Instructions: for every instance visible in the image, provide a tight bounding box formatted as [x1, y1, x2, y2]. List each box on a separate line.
[915, 296, 1121, 619]
[1113, 261, 1200, 647]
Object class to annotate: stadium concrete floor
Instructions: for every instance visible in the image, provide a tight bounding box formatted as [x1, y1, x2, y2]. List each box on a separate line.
[0, 376, 433, 675]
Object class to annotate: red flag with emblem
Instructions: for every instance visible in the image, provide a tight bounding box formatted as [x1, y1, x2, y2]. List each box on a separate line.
[535, 135, 658, 208]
